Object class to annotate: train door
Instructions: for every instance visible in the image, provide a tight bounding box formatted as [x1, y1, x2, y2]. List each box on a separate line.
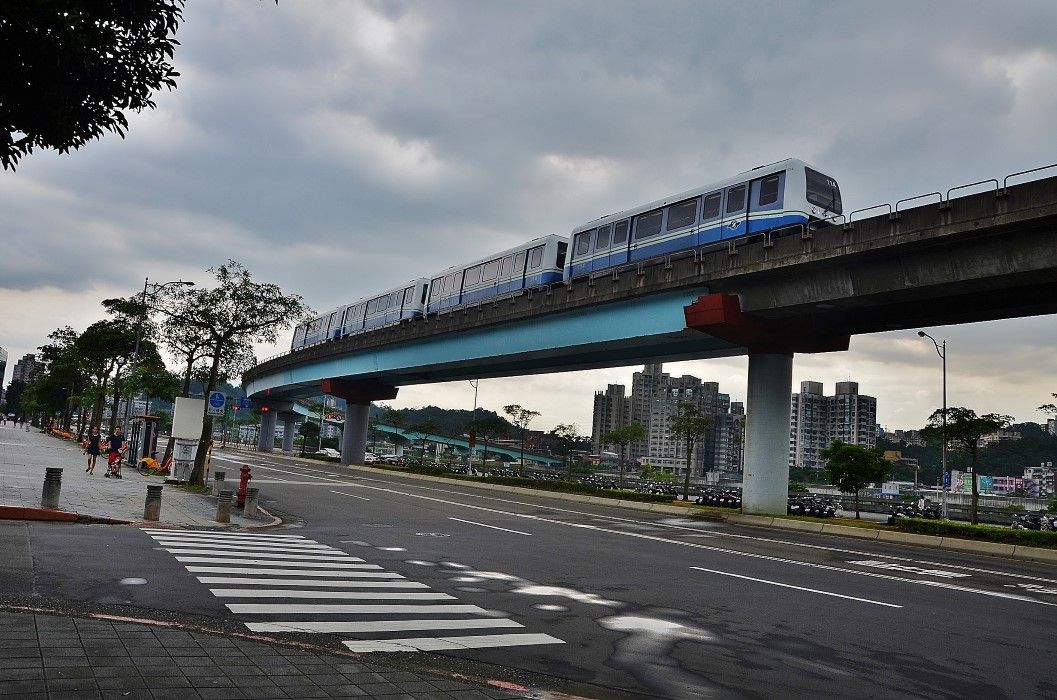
[747, 172, 784, 234]
[720, 182, 749, 240]
[512, 250, 527, 291]
[591, 224, 612, 273]
[608, 220, 630, 267]
[326, 310, 341, 340]
[698, 191, 723, 245]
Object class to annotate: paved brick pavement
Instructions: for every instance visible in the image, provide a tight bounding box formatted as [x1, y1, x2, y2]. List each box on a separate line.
[0, 610, 525, 699]
[0, 425, 264, 528]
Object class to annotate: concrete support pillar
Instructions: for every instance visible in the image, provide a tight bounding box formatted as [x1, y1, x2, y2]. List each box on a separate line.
[258, 410, 277, 452]
[341, 403, 370, 466]
[742, 353, 793, 515]
[282, 420, 297, 453]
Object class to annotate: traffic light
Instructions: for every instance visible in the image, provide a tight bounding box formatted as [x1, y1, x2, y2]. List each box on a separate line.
[261, 406, 270, 413]
[232, 406, 240, 412]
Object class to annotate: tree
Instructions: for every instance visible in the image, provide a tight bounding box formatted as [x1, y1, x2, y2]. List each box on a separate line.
[1040, 394, 1057, 421]
[298, 421, 320, 456]
[1, 1, 185, 170]
[410, 419, 441, 466]
[670, 402, 714, 501]
[820, 440, 892, 519]
[601, 423, 647, 490]
[3, 380, 26, 419]
[380, 406, 410, 455]
[550, 423, 581, 479]
[503, 404, 540, 476]
[920, 407, 1012, 524]
[154, 261, 309, 485]
[474, 414, 509, 468]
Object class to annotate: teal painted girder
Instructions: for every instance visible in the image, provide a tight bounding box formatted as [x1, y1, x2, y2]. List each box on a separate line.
[247, 289, 738, 399]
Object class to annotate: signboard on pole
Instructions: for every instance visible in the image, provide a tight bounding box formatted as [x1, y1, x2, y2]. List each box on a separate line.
[207, 391, 226, 417]
[240, 397, 253, 410]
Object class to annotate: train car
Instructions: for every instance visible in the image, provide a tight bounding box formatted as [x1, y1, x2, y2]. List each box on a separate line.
[290, 278, 429, 351]
[425, 235, 566, 313]
[564, 158, 842, 279]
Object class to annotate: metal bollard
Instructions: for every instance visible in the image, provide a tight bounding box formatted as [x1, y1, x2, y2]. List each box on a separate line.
[212, 471, 227, 497]
[144, 485, 163, 521]
[41, 468, 63, 509]
[243, 487, 260, 517]
[216, 490, 233, 524]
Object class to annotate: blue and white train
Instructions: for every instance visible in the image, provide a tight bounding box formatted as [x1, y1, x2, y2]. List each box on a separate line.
[290, 158, 841, 351]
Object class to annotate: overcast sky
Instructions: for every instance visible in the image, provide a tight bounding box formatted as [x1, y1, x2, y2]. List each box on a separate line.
[3, 1, 1057, 432]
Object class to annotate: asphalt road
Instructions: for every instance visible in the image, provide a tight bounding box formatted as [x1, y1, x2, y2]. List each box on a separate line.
[8, 449, 1057, 699]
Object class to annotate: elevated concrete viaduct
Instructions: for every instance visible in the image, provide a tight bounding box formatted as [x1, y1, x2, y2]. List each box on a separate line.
[245, 174, 1057, 513]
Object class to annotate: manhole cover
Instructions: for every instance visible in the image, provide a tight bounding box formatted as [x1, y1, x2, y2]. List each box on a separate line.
[415, 532, 451, 538]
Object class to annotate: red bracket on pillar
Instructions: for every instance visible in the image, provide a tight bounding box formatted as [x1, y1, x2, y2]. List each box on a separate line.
[320, 378, 399, 403]
[685, 293, 849, 354]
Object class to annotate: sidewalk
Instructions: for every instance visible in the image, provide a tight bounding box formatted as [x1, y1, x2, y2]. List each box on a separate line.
[0, 425, 265, 527]
[0, 609, 525, 699]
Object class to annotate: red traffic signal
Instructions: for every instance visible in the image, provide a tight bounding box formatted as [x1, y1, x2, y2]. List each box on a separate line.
[232, 406, 240, 412]
[261, 406, 270, 412]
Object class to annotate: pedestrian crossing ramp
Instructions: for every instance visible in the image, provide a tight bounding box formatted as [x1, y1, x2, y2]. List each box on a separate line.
[143, 528, 564, 653]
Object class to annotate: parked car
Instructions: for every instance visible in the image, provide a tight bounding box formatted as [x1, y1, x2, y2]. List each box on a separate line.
[363, 453, 378, 464]
[314, 448, 340, 458]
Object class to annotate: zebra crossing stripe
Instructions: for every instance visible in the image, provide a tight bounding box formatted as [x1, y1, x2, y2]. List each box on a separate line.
[150, 538, 336, 551]
[162, 549, 356, 561]
[142, 529, 306, 540]
[174, 557, 385, 569]
[244, 618, 524, 634]
[341, 633, 565, 653]
[208, 590, 455, 600]
[225, 603, 489, 615]
[184, 566, 406, 577]
[195, 577, 430, 588]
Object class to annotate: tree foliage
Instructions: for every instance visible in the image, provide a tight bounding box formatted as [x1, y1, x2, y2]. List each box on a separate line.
[670, 402, 714, 501]
[1, 1, 185, 170]
[549, 423, 582, 478]
[503, 404, 540, 476]
[821, 439, 891, 519]
[601, 423, 647, 489]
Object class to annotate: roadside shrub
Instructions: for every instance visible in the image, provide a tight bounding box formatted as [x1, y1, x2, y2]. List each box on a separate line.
[893, 518, 1057, 548]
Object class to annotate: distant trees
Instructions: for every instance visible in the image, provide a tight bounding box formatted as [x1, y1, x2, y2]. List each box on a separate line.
[549, 423, 582, 479]
[298, 421, 320, 456]
[1, 1, 185, 170]
[670, 403, 714, 501]
[601, 423, 647, 489]
[820, 440, 892, 519]
[474, 414, 509, 466]
[921, 407, 1012, 524]
[503, 404, 540, 476]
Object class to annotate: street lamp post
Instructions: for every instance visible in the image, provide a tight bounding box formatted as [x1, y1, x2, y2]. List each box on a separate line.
[918, 331, 948, 519]
[123, 278, 194, 435]
[468, 379, 479, 469]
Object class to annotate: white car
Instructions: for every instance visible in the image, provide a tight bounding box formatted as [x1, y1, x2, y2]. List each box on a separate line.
[314, 448, 340, 458]
[363, 453, 378, 464]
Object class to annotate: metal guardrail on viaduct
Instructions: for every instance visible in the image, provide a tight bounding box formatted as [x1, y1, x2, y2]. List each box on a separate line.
[245, 173, 1057, 386]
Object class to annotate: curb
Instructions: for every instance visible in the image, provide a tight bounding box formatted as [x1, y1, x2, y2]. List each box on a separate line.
[0, 505, 78, 522]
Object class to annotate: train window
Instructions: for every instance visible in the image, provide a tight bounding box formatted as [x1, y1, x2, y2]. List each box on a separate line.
[702, 192, 722, 219]
[500, 256, 514, 277]
[805, 167, 842, 214]
[293, 326, 305, 342]
[574, 231, 592, 257]
[666, 198, 698, 231]
[464, 265, 482, 286]
[328, 312, 339, 331]
[430, 278, 443, 299]
[403, 286, 415, 304]
[366, 296, 385, 314]
[725, 184, 747, 214]
[390, 291, 401, 307]
[758, 175, 780, 206]
[482, 259, 501, 281]
[307, 318, 323, 334]
[354, 304, 365, 319]
[595, 225, 611, 251]
[513, 251, 526, 273]
[528, 246, 544, 269]
[634, 209, 663, 239]
[612, 220, 629, 245]
[556, 241, 567, 267]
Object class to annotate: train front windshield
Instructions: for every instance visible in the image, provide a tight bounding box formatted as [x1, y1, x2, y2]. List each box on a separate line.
[805, 167, 842, 215]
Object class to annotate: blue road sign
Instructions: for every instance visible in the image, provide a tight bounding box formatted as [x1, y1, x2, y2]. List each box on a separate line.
[240, 397, 253, 410]
[207, 391, 226, 416]
[943, 471, 951, 488]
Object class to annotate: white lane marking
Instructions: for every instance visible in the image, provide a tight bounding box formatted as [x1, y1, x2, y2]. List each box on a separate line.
[244, 618, 523, 633]
[225, 603, 489, 615]
[173, 558, 388, 570]
[341, 633, 565, 653]
[208, 589, 454, 600]
[848, 560, 972, 579]
[330, 490, 371, 501]
[185, 567, 406, 577]
[251, 480, 338, 485]
[448, 517, 533, 536]
[142, 528, 306, 540]
[162, 549, 356, 562]
[690, 566, 902, 608]
[196, 577, 430, 588]
[151, 539, 337, 552]
[251, 463, 1057, 587]
[341, 481, 1057, 608]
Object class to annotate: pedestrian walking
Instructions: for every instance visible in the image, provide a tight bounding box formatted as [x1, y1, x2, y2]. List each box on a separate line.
[84, 427, 102, 474]
[105, 426, 126, 479]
